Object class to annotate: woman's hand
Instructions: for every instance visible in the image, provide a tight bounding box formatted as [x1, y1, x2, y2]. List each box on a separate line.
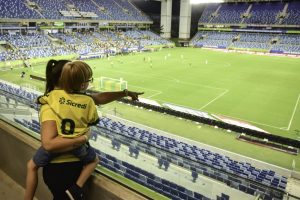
[126, 90, 144, 101]
[41, 120, 87, 152]
[91, 90, 144, 105]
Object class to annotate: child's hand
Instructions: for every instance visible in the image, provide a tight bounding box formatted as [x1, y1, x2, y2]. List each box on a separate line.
[84, 130, 91, 142]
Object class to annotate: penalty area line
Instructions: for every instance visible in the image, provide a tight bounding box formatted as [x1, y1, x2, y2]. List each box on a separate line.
[129, 84, 163, 99]
[214, 113, 287, 130]
[146, 91, 162, 99]
[287, 93, 300, 131]
[199, 89, 229, 110]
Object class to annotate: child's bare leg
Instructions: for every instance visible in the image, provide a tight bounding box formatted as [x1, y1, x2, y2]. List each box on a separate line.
[24, 159, 39, 200]
[76, 157, 99, 187]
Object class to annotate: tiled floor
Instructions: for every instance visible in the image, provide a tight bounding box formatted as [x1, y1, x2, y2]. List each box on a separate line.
[0, 169, 26, 200]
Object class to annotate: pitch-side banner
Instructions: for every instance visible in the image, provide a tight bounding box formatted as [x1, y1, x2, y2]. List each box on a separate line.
[163, 103, 215, 120]
[212, 114, 269, 133]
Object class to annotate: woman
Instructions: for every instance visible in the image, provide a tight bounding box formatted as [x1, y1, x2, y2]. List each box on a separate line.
[36, 59, 143, 200]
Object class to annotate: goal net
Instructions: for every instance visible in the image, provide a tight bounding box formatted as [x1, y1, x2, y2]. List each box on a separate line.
[99, 77, 128, 91]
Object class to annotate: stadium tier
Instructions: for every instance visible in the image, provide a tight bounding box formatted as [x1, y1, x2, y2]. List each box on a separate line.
[198, 1, 300, 26]
[0, 30, 173, 61]
[0, 1, 299, 60]
[282, 1, 300, 25]
[191, 31, 300, 54]
[0, 0, 151, 21]
[192, 1, 300, 54]
[210, 3, 249, 24]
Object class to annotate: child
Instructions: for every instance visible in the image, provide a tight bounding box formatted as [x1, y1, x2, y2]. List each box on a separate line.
[25, 60, 99, 200]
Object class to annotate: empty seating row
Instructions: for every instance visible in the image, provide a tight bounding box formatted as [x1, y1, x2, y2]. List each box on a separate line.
[98, 117, 287, 192]
[97, 150, 212, 200]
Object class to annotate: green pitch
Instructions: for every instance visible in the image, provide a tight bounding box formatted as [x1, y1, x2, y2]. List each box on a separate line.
[1, 48, 300, 170]
[93, 48, 298, 138]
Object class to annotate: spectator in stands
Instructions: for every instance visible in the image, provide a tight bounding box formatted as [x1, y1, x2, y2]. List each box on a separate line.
[25, 59, 143, 200]
[25, 60, 100, 200]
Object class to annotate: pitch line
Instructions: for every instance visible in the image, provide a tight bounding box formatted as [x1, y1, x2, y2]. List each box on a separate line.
[101, 68, 178, 83]
[146, 91, 162, 98]
[215, 113, 286, 130]
[129, 84, 163, 99]
[199, 89, 229, 110]
[176, 79, 227, 91]
[287, 93, 300, 131]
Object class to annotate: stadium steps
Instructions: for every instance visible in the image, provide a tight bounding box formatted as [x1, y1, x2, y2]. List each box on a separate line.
[46, 34, 60, 43]
[32, 8, 45, 19]
[269, 36, 279, 51]
[277, 3, 289, 24]
[209, 4, 222, 24]
[241, 4, 252, 24]
[128, 0, 148, 17]
[91, 0, 111, 19]
[23, 0, 45, 19]
[6, 42, 17, 51]
[245, 4, 253, 15]
[113, 0, 132, 17]
[269, 39, 276, 52]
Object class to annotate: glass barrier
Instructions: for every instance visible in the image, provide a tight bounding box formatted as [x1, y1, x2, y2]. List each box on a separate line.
[0, 80, 291, 200]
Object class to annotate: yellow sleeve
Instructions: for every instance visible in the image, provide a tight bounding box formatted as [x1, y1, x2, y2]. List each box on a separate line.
[40, 104, 56, 122]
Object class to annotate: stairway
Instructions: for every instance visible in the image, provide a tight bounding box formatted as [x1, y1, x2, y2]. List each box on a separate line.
[241, 4, 252, 24]
[208, 4, 222, 23]
[278, 3, 289, 24]
[91, 0, 112, 19]
[23, 0, 45, 19]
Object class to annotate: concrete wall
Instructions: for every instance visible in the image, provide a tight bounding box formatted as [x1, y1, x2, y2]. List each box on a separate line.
[160, 0, 172, 39]
[179, 0, 191, 39]
[0, 119, 148, 200]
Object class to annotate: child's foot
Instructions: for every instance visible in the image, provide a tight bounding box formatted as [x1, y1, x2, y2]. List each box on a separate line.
[65, 184, 84, 200]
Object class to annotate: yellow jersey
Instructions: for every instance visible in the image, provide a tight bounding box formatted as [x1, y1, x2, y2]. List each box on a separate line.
[39, 103, 78, 163]
[38, 89, 99, 138]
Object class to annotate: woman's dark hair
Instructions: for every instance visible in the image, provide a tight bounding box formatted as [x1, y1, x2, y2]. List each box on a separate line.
[45, 59, 70, 94]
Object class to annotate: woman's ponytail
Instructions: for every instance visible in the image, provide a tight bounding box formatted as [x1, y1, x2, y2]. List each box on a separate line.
[45, 60, 58, 94]
[44, 59, 70, 94]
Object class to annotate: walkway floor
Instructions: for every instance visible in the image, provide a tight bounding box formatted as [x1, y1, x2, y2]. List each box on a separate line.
[0, 169, 26, 200]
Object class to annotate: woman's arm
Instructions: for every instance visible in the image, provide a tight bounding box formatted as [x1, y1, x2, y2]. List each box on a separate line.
[41, 120, 87, 153]
[90, 90, 144, 105]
